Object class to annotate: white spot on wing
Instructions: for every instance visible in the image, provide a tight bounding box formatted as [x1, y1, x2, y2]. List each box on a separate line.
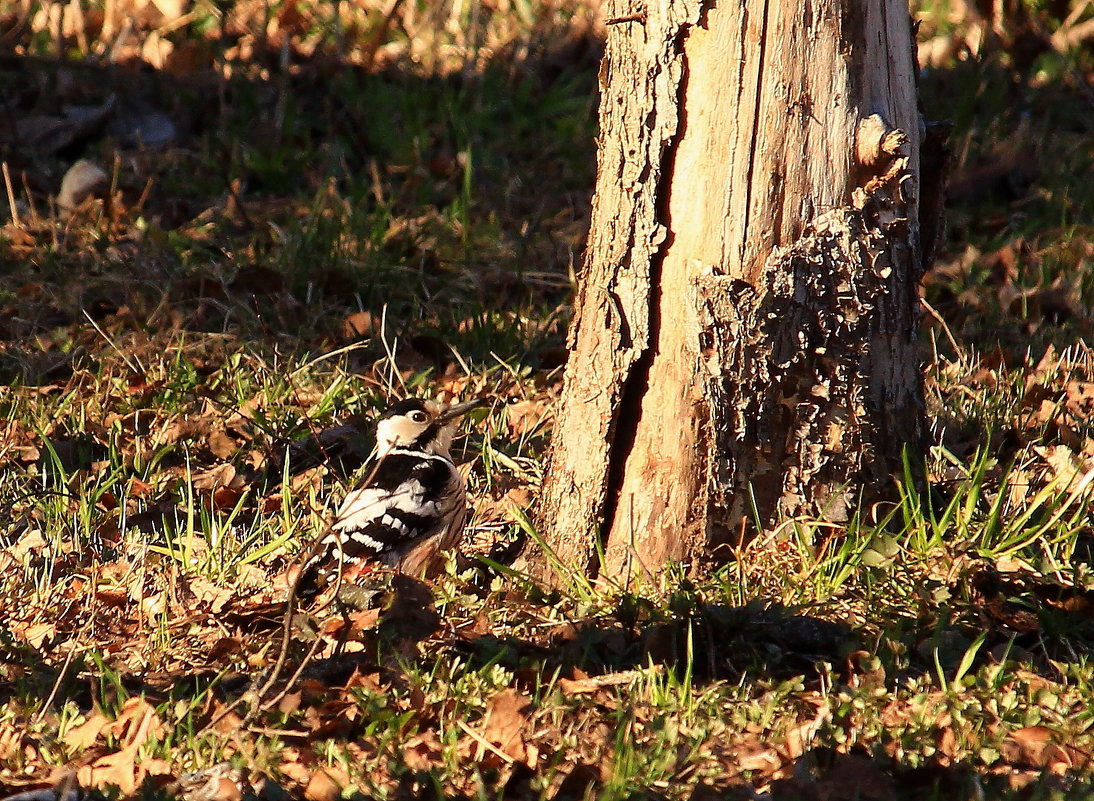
[334, 487, 388, 524]
[349, 531, 385, 550]
[379, 514, 409, 533]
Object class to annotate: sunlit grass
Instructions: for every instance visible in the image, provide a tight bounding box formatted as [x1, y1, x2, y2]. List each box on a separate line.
[2, 0, 1094, 798]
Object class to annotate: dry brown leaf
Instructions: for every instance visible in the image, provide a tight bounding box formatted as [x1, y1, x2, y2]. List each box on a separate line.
[210, 702, 244, 735]
[734, 741, 781, 774]
[212, 486, 246, 510]
[95, 587, 131, 607]
[342, 311, 379, 341]
[77, 698, 163, 795]
[13, 621, 57, 649]
[505, 399, 551, 437]
[140, 592, 167, 616]
[1002, 725, 1054, 767]
[58, 159, 108, 212]
[1005, 467, 1034, 510]
[208, 637, 243, 662]
[1065, 381, 1094, 414]
[347, 608, 381, 632]
[1008, 770, 1042, 791]
[1035, 445, 1092, 490]
[63, 711, 111, 752]
[193, 463, 239, 491]
[994, 555, 1039, 575]
[304, 766, 348, 801]
[558, 669, 646, 695]
[235, 564, 269, 587]
[6, 529, 47, 561]
[482, 689, 533, 766]
[79, 748, 143, 795]
[129, 478, 155, 498]
[344, 670, 383, 695]
[277, 757, 313, 787]
[783, 700, 831, 760]
[207, 429, 238, 460]
[1001, 724, 1091, 774]
[104, 698, 164, 744]
[505, 487, 533, 509]
[290, 466, 324, 494]
[402, 731, 443, 772]
[938, 726, 958, 760]
[188, 577, 234, 614]
[141, 31, 174, 70]
[158, 417, 210, 446]
[170, 762, 244, 801]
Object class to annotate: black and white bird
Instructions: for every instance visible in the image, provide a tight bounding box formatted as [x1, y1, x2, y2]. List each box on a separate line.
[297, 397, 484, 598]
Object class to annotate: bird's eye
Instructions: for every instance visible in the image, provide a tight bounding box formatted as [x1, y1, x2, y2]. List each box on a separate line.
[410, 411, 428, 423]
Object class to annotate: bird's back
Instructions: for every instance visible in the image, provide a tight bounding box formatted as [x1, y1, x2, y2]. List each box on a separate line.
[298, 449, 466, 596]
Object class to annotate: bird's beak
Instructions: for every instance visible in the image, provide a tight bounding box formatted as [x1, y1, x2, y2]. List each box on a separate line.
[437, 398, 487, 423]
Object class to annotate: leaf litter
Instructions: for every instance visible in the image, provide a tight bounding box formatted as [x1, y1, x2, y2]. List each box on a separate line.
[2, 0, 1094, 799]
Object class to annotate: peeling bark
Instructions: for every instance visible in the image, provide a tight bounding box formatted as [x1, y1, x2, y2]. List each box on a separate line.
[525, 0, 932, 586]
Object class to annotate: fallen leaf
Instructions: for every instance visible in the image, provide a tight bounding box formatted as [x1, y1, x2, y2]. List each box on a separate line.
[169, 762, 243, 801]
[342, 311, 379, 341]
[77, 699, 163, 795]
[482, 689, 533, 766]
[304, 766, 348, 801]
[207, 429, 238, 460]
[402, 731, 443, 772]
[63, 712, 111, 752]
[1002, 725, 1054, 767]
[192, 463, 239, 491]
[734, 741, 781, 774]
[277, 757, 312, 787]
[13, 621, 56, 649]
[188, 577, 234, 614]
[1035, 444, 1093, 490]
[505, 399, 551, 437]
[784, 698, 831, 760]
[5, 529, 47, 561]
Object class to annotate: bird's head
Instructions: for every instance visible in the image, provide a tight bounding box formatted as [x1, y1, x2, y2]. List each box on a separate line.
[374, 397, 485, 457]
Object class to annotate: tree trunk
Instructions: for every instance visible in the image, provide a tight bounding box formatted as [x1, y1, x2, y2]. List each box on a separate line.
[528, 0, 930, 586]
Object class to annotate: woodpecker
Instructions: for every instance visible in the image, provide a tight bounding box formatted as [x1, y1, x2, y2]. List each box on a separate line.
[297, 397, 484, 598]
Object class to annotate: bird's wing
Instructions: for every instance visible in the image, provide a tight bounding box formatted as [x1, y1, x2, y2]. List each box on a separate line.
[301, 454, 462, 589]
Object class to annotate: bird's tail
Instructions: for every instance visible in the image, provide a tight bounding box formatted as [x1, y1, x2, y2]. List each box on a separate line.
[294, 569, 321, 600]
[293, 550, 331, 601]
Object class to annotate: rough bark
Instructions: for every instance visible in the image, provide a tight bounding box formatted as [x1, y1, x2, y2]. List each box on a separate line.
[527, 0, 929, 586]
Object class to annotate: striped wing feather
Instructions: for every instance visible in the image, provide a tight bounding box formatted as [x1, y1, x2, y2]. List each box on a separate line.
[299, 452, 465, 593]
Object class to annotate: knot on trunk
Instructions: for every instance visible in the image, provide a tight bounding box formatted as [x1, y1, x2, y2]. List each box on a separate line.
[855, 113, 909, 169]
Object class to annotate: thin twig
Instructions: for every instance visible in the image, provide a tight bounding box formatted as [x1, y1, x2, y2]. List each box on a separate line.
[3, 162, 19, 226]
[256, 627, 326, 715]
[32, 625, 91, 724]
[287, 340, 373, 378]
[456, 720, 516, 764]
[920, 296, 965, 364]
[81, 309, 145, 374]
[605, 12, 645, 24]
[199, 491, 356, 735]
[378, 306, 408, 396]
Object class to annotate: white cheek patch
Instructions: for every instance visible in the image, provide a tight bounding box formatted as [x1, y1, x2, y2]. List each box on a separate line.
[376, 418, 429, 451]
